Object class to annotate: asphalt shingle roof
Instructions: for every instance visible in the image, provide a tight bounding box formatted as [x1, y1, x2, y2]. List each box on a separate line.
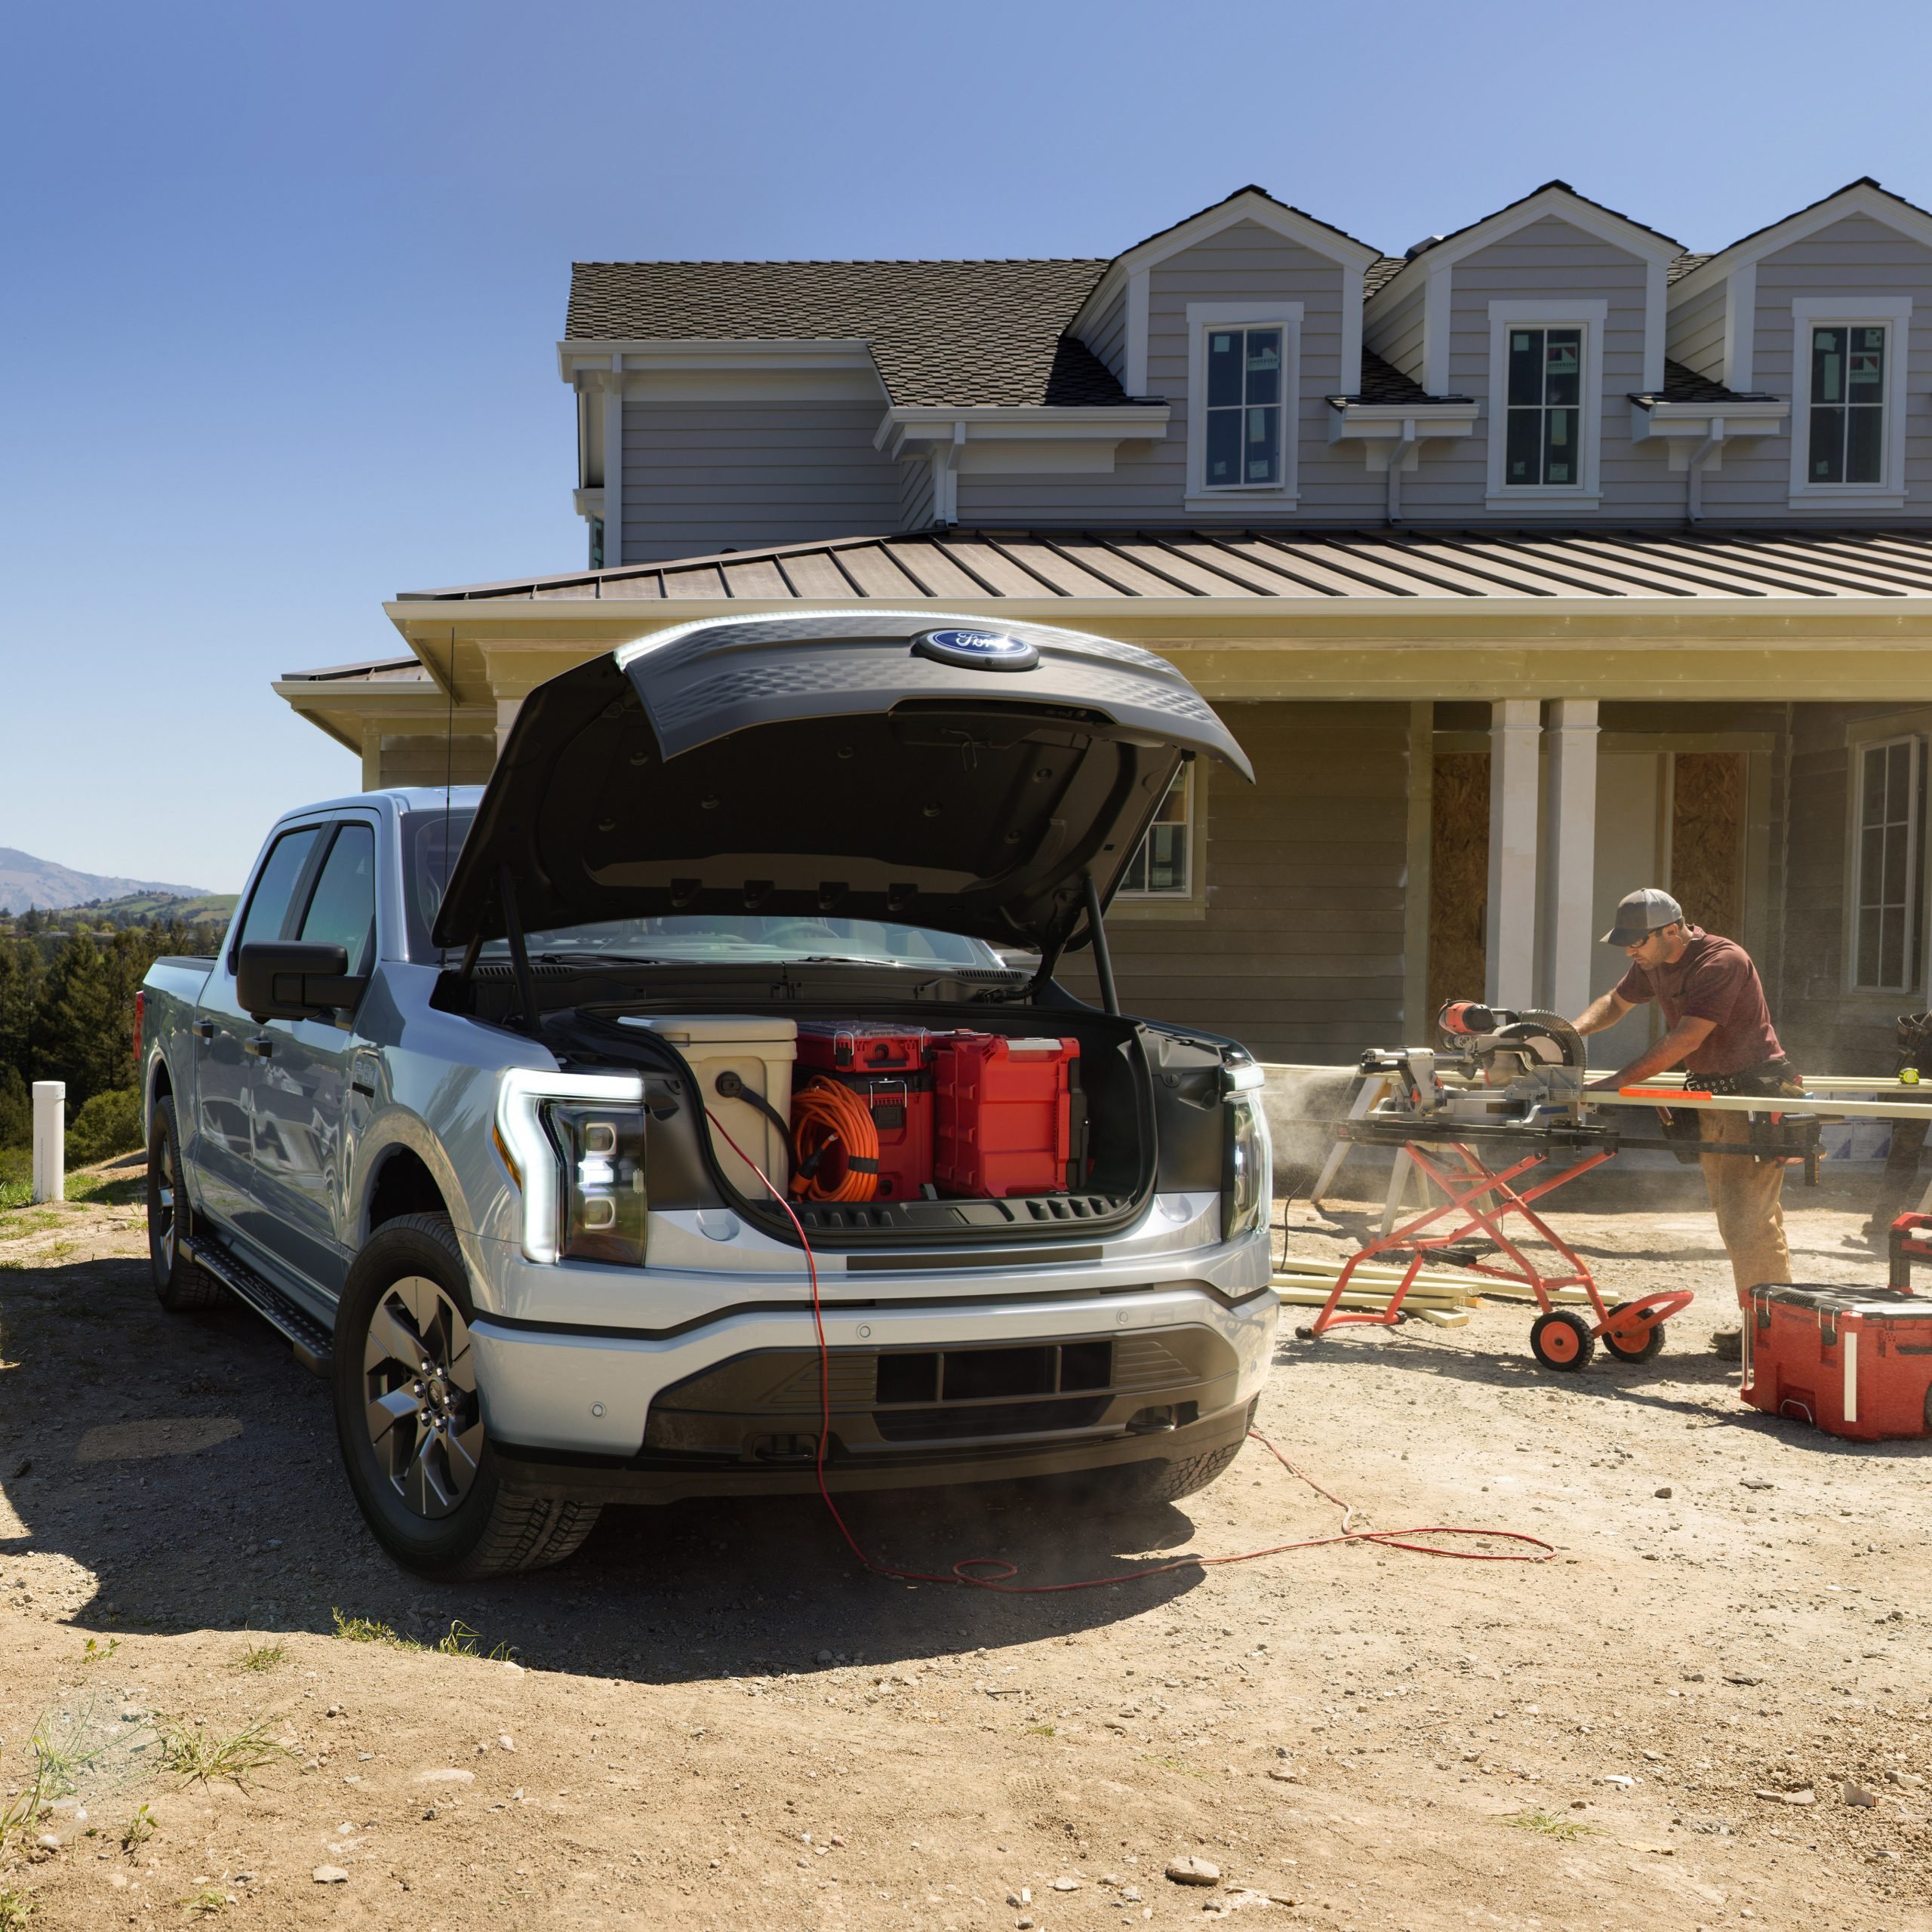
[1631, 359, 1781, 405]
[568, 258, 1131, 408]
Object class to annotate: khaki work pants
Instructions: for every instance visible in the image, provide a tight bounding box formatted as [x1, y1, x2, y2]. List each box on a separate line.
[1697, 1109, 1792, 1297]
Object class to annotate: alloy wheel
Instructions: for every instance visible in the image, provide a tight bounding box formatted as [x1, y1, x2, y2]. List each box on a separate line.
[362, 1275, 485, 1518]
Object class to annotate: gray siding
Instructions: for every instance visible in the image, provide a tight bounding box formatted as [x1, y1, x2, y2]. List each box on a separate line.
[1363, 278, 1425, 383]
[1401, 217, 1679, 521]
[619, 401, 902, 562]
[959, 219, 1386, 525]
[1059, 702, 1411, 1061]
[1694, 214, 1932, 520]
[1667, 278, 1726, 380]
[1081, 280, 1129, 386]
[897, 453, 934, 531]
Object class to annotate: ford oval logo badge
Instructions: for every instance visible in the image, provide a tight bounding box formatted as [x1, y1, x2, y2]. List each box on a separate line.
[912, 628, 1040, 672]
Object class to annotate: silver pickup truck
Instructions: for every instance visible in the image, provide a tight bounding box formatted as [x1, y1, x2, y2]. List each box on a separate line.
[140, 611, 1275, 1580]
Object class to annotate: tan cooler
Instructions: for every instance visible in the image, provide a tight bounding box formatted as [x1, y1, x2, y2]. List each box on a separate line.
[622, 1016, 797, 1201]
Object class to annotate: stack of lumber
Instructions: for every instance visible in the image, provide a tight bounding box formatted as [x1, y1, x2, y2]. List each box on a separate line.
[1272, 1252, 1594, 1329]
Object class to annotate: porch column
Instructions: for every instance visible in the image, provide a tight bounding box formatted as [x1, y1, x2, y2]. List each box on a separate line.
[495, 698, 522, 761]
[1540, 699, 1599, 1020]
[360, 724, 382, 792]
[1485, 699, 1540, 1008]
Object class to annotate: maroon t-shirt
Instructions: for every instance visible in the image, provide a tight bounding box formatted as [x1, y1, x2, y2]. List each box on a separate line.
[1613, 928, 1783, 1077]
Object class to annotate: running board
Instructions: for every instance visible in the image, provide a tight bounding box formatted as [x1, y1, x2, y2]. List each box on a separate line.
[183, 1235, 334, 1376]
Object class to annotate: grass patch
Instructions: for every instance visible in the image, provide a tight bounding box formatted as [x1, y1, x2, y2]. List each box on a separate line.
[330, 1607, 418, 1650]
[432, 1620, 512, 1660]
[29, 1709, 104, 1802]
[233, 1639, 285, 1673]
[1023, 1724, 1055, 1737]
[1494, 1809, 1606, 1841]
[66, 1168, 143, 1209]
[158, 1716, 293, 1788]
[120, 1804, 155, 1854]
[1138, 1752, 1217, 1784]
[0, 1882, 32, 1930]
[177, 1884, 228, 1916]
[78, 1636, 119, 1668]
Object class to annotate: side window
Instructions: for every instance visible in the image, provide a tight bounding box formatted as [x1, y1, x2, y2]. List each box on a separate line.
[298, 824, 378, 976]
[1504, 327, 1583, 486]
[232, 827, 325, 963]
[1808, 325, 1887, 485]
[1850, 737, 1924, 994]
[1117, 768, 1193, 898]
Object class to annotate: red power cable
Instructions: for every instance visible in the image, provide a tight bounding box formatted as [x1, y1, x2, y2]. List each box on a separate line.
[704, 1109, 1555, 1589]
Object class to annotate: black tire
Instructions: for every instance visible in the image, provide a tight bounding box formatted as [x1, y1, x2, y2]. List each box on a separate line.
[147, 1096, 223, 1311]
[1530, 1309, 1596, 1374]
[332, 1213, 601, 1580]
[1601, 1303, 1667, 1364]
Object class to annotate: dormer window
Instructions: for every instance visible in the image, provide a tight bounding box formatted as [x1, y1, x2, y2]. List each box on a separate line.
[1484, 300, 1605, 509]
[1789, 297, 1911, 508]
[1505, 328, 1582, 485]
[1205, 328, 1284, 487]
[1185, 302, 1302, 508]
[1807, 325, 1887, 484]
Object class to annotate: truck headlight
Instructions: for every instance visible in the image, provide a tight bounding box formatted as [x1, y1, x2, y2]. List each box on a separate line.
[495, 1070, 647, 1265]
[1222, 1065, 1271, 1242]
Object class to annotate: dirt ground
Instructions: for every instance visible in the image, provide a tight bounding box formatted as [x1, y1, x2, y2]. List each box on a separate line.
[1, 1152, 1928, 1932]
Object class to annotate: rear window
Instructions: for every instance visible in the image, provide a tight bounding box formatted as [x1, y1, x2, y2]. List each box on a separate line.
[401, 808, 476, 962]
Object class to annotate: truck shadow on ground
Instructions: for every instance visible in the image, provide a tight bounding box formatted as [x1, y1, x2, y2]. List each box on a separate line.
[0, 1250, 1204, 1686]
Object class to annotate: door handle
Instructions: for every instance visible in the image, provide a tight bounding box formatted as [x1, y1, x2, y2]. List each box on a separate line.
[193, 1020, 216, 1041]
[245, 1034, 275, 1060]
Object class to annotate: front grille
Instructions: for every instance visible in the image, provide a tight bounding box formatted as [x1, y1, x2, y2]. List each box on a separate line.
[641, 1324, 1237, 1460]
[875, 1397, 1109, 1443]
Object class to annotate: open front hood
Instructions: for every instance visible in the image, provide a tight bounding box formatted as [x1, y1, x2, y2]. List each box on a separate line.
[434, 610, 1252, 956]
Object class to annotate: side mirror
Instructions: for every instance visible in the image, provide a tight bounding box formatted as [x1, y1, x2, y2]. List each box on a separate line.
[236, 941, 365, 1021]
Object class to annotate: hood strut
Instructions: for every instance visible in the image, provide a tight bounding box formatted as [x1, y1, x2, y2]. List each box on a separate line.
[499, 865, 541, 1038]
[1083, 872, 1121, 1017]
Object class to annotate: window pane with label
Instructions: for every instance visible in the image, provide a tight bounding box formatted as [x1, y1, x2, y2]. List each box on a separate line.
[1503, 327, 1583, 486]
[1203, 328, 1284, 488]
[1809, 325, 1885, 484]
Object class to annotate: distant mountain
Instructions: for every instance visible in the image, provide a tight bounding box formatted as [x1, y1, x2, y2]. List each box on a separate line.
[0, 848, 211, 914]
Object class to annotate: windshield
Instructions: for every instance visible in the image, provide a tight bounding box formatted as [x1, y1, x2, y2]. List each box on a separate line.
[401, 807, 1010, 971]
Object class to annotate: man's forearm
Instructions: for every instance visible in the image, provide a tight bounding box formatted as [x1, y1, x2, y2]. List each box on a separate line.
[1602, 1016, 1718, 1090]
[1571, 992, 1629, 1036]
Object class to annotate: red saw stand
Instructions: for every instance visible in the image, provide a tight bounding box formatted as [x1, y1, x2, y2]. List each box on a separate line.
[1300, 1137, 1693, 1373]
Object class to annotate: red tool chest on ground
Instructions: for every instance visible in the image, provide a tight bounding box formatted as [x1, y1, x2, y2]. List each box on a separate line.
[1740, 1282, 1932, 1440]
[795, 1024, 934, 1201]
[932, 1033, 1078, 1198]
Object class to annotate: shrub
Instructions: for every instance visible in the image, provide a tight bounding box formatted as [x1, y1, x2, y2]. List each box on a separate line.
[66, 1087, 143, 1165]
[0, 1066, 27, 1149]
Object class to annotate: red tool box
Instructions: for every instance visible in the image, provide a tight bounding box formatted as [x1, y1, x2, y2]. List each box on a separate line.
[795, 1024, 934, 1201]
[932, 1033, 1079, 1198]
[1740, 1281, 1932, 1440]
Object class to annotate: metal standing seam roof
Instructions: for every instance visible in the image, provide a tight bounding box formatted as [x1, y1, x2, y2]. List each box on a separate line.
[566, 258, 1131, 408]
[397, 527, 1932, 606]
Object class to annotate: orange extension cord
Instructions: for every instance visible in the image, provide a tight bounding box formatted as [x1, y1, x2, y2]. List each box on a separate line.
[706, 1108, 1555, 1591]
[789, 1076, 883, 1204]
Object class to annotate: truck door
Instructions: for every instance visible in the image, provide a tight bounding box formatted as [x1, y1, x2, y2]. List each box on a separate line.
[243, 818, 377, 1297]
[188, 823, 327, 1237]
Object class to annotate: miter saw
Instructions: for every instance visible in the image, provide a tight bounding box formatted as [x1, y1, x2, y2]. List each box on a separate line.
[1355, 1000, 1592, 1134]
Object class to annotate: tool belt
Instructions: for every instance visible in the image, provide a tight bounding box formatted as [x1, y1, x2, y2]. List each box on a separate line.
[1704, 1055, 1804, 1100]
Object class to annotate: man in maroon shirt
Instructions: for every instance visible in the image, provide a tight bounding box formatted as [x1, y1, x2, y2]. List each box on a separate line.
[1571, 888, 1800, 1334]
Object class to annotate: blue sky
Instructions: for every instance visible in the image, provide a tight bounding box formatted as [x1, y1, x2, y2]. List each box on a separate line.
[2, 0, 1927, 890]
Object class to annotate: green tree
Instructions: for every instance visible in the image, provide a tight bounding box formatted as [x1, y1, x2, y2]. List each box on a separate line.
[0, 1063, 28, 1149]
[30, 933, 127, 1111]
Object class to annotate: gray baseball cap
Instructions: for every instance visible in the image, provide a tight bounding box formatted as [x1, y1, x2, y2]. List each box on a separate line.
[1602, 887, 1684, 946]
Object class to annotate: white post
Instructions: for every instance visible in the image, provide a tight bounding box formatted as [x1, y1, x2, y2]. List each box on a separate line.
[31, 1081, 64, 1204]
[1485, 700, 1540, 1009]
[1541, 699, 1599, 1019]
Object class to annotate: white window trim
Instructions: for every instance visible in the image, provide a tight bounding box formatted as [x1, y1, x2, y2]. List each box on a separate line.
[1788, 297, 1912, 510]
[1184, 302, 1302, 511]
[1844, 718, 1931, 998]
[1484, 299, 1607, 512]
[1112, 764, 1209, 921]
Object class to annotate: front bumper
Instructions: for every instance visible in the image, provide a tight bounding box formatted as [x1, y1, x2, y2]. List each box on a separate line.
[469, 1273, 1278, 1503]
